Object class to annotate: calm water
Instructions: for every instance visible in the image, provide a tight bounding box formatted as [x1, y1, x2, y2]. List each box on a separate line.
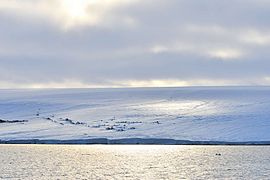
[0, 145, 270, 179]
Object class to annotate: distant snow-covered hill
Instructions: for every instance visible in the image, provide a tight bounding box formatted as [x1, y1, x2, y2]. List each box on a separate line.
[1, 87, 270, 142]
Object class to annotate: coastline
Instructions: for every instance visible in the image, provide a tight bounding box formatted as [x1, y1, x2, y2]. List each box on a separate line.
[1, 138, 270, 145]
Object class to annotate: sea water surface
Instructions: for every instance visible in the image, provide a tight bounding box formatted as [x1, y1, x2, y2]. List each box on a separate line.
[0, 145, 270, 179]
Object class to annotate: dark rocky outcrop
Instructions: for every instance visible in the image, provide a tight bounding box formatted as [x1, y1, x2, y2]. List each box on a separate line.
[0, 119, 28, 123]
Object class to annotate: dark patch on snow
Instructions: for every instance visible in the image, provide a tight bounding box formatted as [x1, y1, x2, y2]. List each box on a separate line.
[62, 118, 86, 125]
[116, 121, 142, 124]
[0, 119, 28, 123]
[106, 126, 114, 130]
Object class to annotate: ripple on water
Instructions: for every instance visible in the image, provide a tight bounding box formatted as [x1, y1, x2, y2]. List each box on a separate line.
[0, 145, 270, 179]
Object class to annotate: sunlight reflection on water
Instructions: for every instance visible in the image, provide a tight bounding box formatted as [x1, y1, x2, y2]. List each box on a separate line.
[0, 145, 270, 179]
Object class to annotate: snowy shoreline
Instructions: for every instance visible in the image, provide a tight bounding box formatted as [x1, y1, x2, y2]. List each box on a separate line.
[1, 87, 270, 142]
[1, 138, 270, 145]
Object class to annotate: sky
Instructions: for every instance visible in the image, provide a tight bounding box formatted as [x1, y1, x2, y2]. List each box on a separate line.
[0, 0, 270, 88]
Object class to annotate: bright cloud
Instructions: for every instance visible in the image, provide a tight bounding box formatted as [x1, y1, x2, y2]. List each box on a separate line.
[0, 0, 270, 88]
[239, 30, 270, 45]
[207, 49, 244, 60]
[0, 0, 139, 29]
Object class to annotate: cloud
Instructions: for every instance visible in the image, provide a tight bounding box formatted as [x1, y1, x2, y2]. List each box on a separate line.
[0, 0, 139, 30]
[0, 0, 270, 88]
[239, 30, 270, 45]
[207, 48, 244, 60]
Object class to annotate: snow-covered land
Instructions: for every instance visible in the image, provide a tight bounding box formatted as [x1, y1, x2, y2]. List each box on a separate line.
[1, 87, 270, 143]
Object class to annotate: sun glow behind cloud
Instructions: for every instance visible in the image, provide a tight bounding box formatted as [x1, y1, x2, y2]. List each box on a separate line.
[58, 0, 106, 28]
[0, 0, 138, 30]
[0, 0, 270, 88]
[58, 0, 140, 29]
[61, 0, 90, 23]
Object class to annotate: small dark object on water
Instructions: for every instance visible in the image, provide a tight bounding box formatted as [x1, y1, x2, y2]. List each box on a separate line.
[215, 153, 221, 156]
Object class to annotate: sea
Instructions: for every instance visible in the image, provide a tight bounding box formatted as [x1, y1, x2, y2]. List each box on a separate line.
[0, 145, 269, 179]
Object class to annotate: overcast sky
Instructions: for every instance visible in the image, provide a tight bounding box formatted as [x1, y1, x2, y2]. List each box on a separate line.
[0, 0, 270, 88]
